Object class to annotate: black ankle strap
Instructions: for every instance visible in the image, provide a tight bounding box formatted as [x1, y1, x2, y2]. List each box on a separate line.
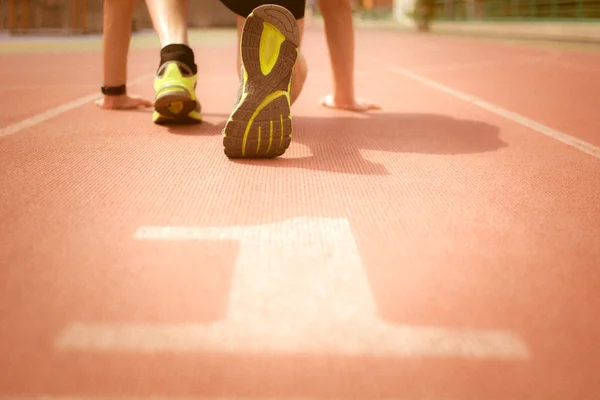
[101, 84, 126, 96]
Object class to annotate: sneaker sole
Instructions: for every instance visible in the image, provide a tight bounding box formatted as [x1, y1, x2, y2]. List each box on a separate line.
[222, 4, 299, 159]
[154, 85, 202, 125]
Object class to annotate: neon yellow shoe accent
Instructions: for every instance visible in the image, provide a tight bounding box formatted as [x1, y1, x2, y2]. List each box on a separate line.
[279, 113, 284, 149]
[153, 61, 202, 125]
[259, 22, 286, 76]
[222, 4, 300, 159]
[266, 120, 274, 154]
[240, 90, 288, 157]
[168, 101, 184, 114]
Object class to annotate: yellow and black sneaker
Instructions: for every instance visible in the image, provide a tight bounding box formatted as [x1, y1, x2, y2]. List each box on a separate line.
[222, 4, 299, 159]
[153, 60, 202, 125]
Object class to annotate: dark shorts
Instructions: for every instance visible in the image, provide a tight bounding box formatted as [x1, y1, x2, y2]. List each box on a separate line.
[219, 0, 306, 20]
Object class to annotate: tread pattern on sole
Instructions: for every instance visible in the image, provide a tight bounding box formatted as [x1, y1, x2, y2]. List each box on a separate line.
[223, 4, 299, 159]
[154, 94, 199, 118]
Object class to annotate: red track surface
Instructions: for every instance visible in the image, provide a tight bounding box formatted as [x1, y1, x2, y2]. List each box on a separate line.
[1, 26, 600, 399]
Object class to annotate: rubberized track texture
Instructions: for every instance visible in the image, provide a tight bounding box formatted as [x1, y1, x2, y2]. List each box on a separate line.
[0, 22, 599, 400]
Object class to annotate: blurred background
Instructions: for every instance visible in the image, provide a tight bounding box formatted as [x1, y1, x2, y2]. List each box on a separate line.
[1, 0, 599, 38]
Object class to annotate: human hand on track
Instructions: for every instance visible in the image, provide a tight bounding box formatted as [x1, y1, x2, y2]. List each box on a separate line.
[95, 94, 153, 110]
[319, 94, 381, 112]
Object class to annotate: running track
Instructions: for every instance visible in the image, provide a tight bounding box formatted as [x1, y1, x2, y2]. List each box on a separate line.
[1, 25, 599, 400]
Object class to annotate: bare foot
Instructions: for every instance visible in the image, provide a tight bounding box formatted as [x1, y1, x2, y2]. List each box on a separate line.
[95, 94, 153, 110]
[319, 94, 380, 112]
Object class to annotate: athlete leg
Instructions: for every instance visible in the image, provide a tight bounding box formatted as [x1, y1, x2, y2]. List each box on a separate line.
[319, 0, 380, 112]
[96, 0, 152, 110]
[145, 0, 202, 124]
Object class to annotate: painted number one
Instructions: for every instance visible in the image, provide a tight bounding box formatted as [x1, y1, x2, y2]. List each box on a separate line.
[57, 217, 528, 359]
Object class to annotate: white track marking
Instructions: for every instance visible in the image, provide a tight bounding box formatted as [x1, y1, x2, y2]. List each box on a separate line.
[56, 217, 529, 360]
[409, 52, 558, 73]
[0, 73, 155, 138]
[387, 65, 599, 159]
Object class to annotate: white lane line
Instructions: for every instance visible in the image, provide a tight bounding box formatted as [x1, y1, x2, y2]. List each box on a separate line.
[409, 53, 557, 74]
[56, 217, 529, 360]
[387, 65, 600, 159]
[0, 72, 155, 139]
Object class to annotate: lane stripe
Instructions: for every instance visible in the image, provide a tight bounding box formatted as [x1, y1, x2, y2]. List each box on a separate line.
[388, 66, 600, 159]
[0, 73, 155, 139]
